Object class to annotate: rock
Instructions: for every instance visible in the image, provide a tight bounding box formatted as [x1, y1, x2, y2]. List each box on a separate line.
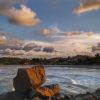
[0, 92, 24, 100]
[13, 65, 61, 100]
[94, 88, 100, 95]
[36, 84, 60, 98]
[75, 92, 96, 100]
[32, 97, 42, 100]
[24, 97, 42, 100]
[13, 65, 46, 94]
[94, 88, 100, 99]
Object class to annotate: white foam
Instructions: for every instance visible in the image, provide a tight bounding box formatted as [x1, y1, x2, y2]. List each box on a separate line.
[70, 79, 78, 84]
[12, 87, 15, 91]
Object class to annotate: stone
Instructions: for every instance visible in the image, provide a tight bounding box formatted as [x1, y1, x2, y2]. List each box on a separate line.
[75, 93, 96, 100]
[13, 65, 46, 94]
[36, 84, 60, 98]
[94, 88, 100, 99]
[0, 92, 24, 100]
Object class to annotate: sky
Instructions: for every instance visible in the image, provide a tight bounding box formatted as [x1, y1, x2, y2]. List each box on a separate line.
[0, 0, 100, 58]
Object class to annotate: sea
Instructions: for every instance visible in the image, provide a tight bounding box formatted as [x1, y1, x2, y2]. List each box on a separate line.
[0, 65, 100, 95]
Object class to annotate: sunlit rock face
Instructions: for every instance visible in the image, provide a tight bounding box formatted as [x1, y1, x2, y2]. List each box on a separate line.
[13, 65, 46, 93]
[36, 84, 60, 97]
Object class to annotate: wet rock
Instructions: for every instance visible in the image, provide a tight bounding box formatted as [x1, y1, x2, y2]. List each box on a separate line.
[13, 65, 46, 94]
[94, 88, 100, 100]
[75, 92, 97, 100]
[36, 84, 60, 99]
[24, 97, 42, 100]
[13, 65, 61, 100]
[53, 94, 70, 100]
[32, 97, 42, 100]
[0, 92, 24, 100]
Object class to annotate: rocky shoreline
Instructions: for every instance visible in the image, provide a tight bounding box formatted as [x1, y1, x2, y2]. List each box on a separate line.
[0, 88, 100, 100]
[0, 65, 100, 100]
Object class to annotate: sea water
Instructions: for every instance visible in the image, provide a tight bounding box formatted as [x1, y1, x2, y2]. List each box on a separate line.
[0, 65, 100, 94]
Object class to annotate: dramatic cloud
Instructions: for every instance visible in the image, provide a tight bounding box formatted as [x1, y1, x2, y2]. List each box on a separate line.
[0, 31, 100, 58]
[54, 31, 100, 56]
[4, 5, 40, 26]
[0, 0, 40, 26]
[0, 36, 58, 58]
[23, 43, 42, 51]
[74, 0, 100, 14]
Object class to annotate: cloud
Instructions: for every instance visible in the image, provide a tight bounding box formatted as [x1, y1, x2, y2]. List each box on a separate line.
[23, 43, 42, 51]
[74, 0, 100, 14]
[54, 31, 100, 56]
[0, 36, 58, 58]
[65, 31, 81, 36]
[0, 36, 6, 45]
[35, 26, 64, 37]
[92, 42, 100, 52]
[64, 31, 95, 38]
[40, 29, 55, 37]
[0, 0, 26, 14]
[0, 0, 40, 26]
[42, 47, 55, 53]
[4, 5, 40, 26]
[0, 31, 100, 58]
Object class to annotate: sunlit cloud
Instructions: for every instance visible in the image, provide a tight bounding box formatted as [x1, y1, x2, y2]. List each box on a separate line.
[74, 0, 100, 14]
[0, 0, 40, 26]
[54, 31, 100, 56]
[0, 31, 100, 58]
[4, 5, 40, 26]
[0, 0, 26, 14]
[65, 31, 81, 36]
[0, 36, 58, 58]
[0, 36, 6, 45]
[34, 26, 63, 37]
[40, 29, 54, 37]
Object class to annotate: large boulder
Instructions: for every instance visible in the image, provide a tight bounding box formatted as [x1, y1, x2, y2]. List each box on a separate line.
[13, 65, 46, 94]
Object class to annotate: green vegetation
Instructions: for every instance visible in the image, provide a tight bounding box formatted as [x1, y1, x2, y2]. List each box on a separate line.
[0, 53, 100, 65]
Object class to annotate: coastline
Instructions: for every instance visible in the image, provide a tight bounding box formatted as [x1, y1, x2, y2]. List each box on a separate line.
[0, 64, 100, 100]
[0, 64, 100, 69]
[0, 88, 100, 100]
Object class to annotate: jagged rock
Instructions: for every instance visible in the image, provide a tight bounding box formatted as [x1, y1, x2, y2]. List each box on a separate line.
[36, 84, 60, 98]
[13, 65, 61, 100]
[13, 65, 46, 94]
